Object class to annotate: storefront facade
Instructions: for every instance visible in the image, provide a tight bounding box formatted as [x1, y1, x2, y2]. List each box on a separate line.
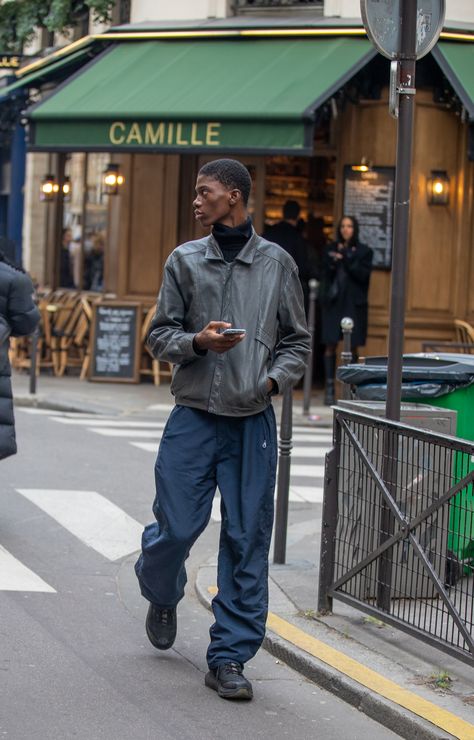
[13, 22, 474, 359]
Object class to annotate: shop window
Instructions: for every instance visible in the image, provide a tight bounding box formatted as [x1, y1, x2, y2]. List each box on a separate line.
[62, 152, 109, 292]
[263, 155, 335, 238]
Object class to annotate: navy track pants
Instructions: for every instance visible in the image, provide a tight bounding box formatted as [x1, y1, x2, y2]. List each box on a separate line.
[135, 404, 277, 669]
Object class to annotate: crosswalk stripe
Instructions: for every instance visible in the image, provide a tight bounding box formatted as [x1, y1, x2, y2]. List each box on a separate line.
[290, 464, 325, 478]
[289, 486, 324, 503]
[130, 440, 328, 460]
[0, 545, 56, 592]
[92, 427, 332, 447]
[16, 489, 143, 562]
[91, 428, 165, 437]
[290, 434, 332, 443]
[53, 418, 168, 428]
[132, 442, 158, 452]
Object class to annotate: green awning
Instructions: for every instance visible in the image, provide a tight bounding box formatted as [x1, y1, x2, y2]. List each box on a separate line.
[28, 38, 374, 154]
[432, 42, 474, 120]
[0, 47, 93, 101]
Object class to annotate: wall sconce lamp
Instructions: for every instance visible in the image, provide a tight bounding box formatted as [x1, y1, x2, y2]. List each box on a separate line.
[426, 170, 450, 205]
[40, 174, 59, 201]
[62, 176, 71, 201]
[103, 163, 125, 195]
[351, 157, 373, 173]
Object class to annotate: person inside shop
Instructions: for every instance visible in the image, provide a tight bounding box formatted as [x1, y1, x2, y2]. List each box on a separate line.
[135, 158, 310, 701]
[262, 199, 310, 309]
[59, 227, 74, 288]
[0, 250, 40, 463]
[69, 226, 82, 288]
[320, 215, 373, 405]
[84, 232, 105, 292]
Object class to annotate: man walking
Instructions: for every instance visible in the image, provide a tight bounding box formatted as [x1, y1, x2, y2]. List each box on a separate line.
[135, 159, 310, 700]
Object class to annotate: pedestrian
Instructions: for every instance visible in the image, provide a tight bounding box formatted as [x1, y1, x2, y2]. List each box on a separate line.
[0, 251, 40, 461]
[320, 215, 373, 405]
[59, 227, 74, 288]
[262, 200, 310, 310]
[135, 159, 310, 701]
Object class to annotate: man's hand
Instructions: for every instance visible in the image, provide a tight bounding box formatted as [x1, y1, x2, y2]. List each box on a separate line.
[194, 322, 246, 354]
[267, 378, 277, 394]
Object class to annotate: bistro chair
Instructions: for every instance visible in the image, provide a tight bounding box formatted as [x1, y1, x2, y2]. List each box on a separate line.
[454, 319, 474, 353]
[140, 306, 173, 386]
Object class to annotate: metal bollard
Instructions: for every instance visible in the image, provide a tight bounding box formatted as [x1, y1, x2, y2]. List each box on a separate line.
[273, 386, 293, 565]
[302, 278, 319, 416]
[340, 317, 354, 401]
[29, 325, 40, 395]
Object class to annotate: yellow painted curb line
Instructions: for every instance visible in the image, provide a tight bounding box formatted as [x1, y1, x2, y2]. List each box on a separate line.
[207, 587, 474, 740]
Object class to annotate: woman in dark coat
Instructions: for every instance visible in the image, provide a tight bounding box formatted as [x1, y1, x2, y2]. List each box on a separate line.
[0, 251, 40, 460]
[320, 216, 373, 404]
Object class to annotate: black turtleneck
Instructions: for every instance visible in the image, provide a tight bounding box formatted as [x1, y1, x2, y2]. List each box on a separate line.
[212, 218, 252, 262]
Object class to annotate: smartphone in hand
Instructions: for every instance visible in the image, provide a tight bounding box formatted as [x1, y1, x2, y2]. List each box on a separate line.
[222, 328, 246, 336]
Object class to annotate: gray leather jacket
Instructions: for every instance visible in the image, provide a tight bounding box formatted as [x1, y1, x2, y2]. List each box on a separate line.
[147, 230, 311, 416]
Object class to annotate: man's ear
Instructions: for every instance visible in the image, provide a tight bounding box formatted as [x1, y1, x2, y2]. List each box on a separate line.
[229, 188, 241, 206]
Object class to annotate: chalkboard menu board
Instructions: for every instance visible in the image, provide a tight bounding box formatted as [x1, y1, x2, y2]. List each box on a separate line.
[89, 302, 142, 383]
[343, 166, 395, 269]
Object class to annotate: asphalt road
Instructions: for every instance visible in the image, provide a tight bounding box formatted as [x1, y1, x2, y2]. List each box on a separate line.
[0, 407, 399, 740]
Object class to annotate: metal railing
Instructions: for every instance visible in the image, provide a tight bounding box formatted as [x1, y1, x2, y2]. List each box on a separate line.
[318, 407, 474, 665]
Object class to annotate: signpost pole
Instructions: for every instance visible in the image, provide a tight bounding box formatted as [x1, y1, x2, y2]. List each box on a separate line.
[385, 0, 417, 423]
[377, 1, 417, 611]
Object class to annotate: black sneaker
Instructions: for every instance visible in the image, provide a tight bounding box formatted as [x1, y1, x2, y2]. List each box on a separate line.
[205, 662, 253, 700]
[145, 603, 177, 651]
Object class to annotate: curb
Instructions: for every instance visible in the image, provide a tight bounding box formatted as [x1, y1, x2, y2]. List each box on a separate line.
[195, 569, 455, 740]
[13, 394, 115, 416]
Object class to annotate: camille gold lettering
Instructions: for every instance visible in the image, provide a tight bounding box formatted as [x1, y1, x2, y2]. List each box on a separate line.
[191, 123, 204, 146]
[145, 122, 165, 145]
[176, 123, 189, 146]
[109, 121, 126, 145]
[126, 122, 143, 145]
[108, 121, 222, 148]
[206, 122, 221, 146]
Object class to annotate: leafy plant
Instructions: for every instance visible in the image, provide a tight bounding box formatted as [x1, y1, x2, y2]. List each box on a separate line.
[0, 0, 115, 51]
[363, 615, 386, 628]
[431, 671, 452, 691]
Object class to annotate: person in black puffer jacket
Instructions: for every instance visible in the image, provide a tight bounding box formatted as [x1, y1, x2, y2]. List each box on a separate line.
[0, 251, 40, 460]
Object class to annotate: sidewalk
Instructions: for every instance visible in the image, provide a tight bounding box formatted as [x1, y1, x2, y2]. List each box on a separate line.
[197, 531, 474, 740]
[12, 372, 474, 739]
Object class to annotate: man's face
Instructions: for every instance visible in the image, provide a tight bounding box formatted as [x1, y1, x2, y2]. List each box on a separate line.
[193, 174, 237, 228]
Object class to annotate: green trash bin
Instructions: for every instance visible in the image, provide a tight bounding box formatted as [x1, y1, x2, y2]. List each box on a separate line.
[406, 367, 474, 565]
[338, 353, 474, 568]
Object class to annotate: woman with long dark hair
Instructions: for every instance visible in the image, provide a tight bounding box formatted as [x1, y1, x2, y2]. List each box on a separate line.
[0, 251, 40, 461]
[320, 215, 373, 405]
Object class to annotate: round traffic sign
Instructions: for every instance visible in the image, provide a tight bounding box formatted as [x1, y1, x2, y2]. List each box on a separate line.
[361, 0, 445, 60]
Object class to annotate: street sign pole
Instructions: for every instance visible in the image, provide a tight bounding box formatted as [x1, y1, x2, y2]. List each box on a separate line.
[385, 1, 417, 422]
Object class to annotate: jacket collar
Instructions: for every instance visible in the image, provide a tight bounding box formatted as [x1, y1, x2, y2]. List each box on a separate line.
[205, 229, 259, 265]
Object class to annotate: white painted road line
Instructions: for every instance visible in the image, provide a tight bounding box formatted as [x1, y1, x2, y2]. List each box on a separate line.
[289, 486, 324, 503]
[0, 545, 56, 592]
[53, 418, 168, 428]
[16, 489, 143, 562]
[291, 434, 332, 444]
[287, 464, 326, 478]
[91, 428, 165, 438]
[132, 442, 158, 453]
[146, 403, 175, 412]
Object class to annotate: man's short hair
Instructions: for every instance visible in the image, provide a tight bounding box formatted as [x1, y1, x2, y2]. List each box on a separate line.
[198, 159, 252, 206]
[283, 200, 301, 220]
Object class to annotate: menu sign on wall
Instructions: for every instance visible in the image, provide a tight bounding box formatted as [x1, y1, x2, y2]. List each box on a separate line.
[89, 302, 142, 383]
[343, 166, 395, 269]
